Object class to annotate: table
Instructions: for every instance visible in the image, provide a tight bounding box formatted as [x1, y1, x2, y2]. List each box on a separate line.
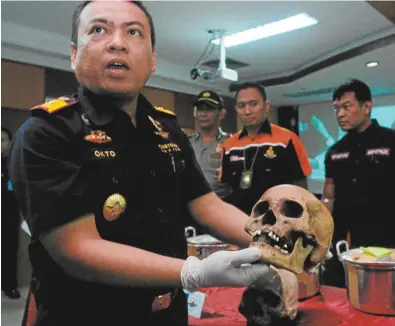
[188, 286, 395, 326]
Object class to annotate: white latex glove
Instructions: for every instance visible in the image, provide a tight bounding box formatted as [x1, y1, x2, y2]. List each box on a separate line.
[181, 247, 270, 292]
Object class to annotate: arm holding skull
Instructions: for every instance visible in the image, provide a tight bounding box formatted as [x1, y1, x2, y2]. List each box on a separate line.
[188, 191, 252, 248]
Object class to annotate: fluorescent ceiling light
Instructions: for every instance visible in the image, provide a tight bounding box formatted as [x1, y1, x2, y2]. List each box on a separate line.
[366, 61, 379, 68]
[212, 13, 319, 48]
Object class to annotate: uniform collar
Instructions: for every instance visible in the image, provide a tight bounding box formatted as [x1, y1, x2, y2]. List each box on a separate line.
[346, 119, 379, 140]
[239, 119, 271, 139]
[78, 85, 154, 127]
[194, 127, 227, 141]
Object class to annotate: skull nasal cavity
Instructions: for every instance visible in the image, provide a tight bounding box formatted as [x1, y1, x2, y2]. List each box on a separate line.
[263, 210, 276, 225]
[280, 200, 304, 218]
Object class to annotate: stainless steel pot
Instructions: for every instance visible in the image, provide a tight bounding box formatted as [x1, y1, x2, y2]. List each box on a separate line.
[297, 268, 320, 300]
[336, 240, 395, 316]
[185, 226, 231, 259]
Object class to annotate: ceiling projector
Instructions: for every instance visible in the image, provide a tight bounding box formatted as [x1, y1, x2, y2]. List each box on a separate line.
[190, 66, 238, 82]
[190, 32, 238, 82]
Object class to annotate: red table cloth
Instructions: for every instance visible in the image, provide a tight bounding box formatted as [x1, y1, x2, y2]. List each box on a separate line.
[188, 286, 395, 326]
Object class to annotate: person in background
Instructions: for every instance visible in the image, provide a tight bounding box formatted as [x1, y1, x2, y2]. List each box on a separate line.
[220, 82, 312, 215]
[8, 2, 271, 325]
[187, 90, 232, 234]
[322, 79, 395, 287]
[1, 127, 21, 299]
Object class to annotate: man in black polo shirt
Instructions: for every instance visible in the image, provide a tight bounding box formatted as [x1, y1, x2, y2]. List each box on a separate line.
[322, 79, 395, 286]
[8, 2, 270, 325]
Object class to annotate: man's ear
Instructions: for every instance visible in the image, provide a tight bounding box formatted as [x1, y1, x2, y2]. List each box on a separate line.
[363, 101, 372, 116]
[219, 108, 226, 121]
[264, 100, 271, 114]
[151, 48, 157, 73]
[70, 42, 77, 71]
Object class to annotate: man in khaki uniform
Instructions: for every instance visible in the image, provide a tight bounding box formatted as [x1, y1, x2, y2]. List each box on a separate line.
[187, 90, 232, 234]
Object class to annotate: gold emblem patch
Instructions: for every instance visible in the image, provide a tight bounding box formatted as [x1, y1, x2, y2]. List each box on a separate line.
[264, 146, 276, 159]
[85, 130, 112, 144]
[216, 143, 223, 154]
[103, 194, 127, 221]
[202, 92, 211, 97]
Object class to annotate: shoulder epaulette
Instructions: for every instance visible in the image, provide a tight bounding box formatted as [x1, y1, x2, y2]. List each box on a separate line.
[31, 96, 77, 114]
[154, 106, 176, 116]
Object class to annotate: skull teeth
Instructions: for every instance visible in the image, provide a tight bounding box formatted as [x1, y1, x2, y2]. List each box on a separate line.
[251, 230, 290, 254]
[269, 231, 280, 242]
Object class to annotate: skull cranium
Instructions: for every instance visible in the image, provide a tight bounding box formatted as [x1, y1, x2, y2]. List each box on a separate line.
[246, 184, 334, 274]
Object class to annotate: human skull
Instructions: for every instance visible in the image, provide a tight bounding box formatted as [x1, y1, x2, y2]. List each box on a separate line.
[246, 184, 334, 274]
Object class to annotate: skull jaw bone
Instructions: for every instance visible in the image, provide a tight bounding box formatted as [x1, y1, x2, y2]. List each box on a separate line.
[250, 237, 314, 274]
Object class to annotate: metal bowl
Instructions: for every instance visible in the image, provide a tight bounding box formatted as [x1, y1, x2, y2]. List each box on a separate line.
[185, 227, 231, 259]
[336, 240, 395, 316]
[297, 268, 320, 300]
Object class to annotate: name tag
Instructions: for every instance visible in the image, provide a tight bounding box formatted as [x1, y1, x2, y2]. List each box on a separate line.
[366, 148, 390, 156]
[92, 149, 117, 159]
[331, 152, 349, 160]
[210, 153, 221, 159]
[230, 155, 245, 162]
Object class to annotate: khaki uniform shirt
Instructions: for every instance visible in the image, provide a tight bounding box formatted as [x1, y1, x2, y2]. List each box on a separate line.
[189, 128, 232, 199]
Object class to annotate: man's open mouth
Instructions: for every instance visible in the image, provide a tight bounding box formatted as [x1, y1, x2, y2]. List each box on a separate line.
[106, 61, 130, 70]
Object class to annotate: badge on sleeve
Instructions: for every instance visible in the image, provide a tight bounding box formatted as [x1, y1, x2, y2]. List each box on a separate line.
[103, 193, 127, 221]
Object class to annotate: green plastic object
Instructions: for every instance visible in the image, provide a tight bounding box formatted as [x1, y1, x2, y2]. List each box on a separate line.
[360, 247, 392, 258]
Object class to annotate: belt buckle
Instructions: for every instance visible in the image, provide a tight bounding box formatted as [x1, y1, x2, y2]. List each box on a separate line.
[152, 292, 172, 312]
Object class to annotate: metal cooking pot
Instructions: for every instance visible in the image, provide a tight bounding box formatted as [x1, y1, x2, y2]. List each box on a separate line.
[185, 226, 231, 259]
[297, 267, 320, 300]
[336, 240, 395, 316]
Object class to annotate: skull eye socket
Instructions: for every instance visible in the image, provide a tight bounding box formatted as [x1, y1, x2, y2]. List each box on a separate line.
[280, 200, 304, 218]
[252, 201, 269, 217]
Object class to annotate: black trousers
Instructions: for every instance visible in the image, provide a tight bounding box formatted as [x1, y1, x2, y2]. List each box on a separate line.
[1, 192, 20, 291]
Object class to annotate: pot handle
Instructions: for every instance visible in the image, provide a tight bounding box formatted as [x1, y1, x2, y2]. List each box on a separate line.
[336, 240, 349, 261]
[185, 226, 196, 238]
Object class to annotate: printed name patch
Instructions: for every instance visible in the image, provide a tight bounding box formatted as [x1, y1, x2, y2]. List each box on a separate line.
[230, 155, 245, 162]
[92, 149, 117, 159]
[366, 148, 390, 156]
[331, 152, 349, 160]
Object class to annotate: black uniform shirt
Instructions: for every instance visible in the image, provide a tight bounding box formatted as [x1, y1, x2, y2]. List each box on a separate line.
[9, 85, 211, 325]
[325, 119, 395, 247]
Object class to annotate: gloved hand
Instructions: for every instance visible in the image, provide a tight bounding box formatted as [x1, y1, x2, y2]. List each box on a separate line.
[180, 247, 270, 292]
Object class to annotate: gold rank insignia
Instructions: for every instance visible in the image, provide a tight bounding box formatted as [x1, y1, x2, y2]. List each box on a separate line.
[103, 193, 127, 221]
[31, 96, 77, 114]
[84, 130, 112, 144]
[154, 106, 175, 116]
[264, 146, 276, 159]
[216, 143, 223, 154]
[148, 115, 169, 139]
